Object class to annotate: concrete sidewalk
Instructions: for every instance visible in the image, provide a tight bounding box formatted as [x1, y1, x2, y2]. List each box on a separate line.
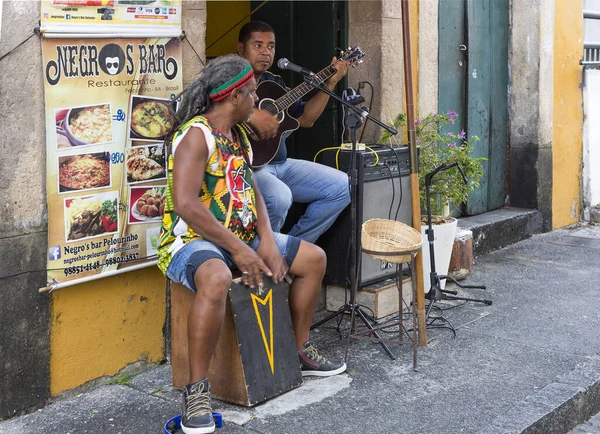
[2, 224, 600, 434]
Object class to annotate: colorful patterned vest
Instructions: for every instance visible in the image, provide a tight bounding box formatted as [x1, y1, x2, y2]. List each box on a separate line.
[157, 115, 258, 274]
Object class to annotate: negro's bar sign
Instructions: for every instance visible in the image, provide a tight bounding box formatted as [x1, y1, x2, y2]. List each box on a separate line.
[42, 37, 182, 290]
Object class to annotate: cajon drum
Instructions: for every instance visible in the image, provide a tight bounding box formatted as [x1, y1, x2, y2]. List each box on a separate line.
[171, 276, 303, 406]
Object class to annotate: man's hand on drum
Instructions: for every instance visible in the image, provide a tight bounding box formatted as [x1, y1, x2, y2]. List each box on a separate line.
[232, 244, 273, 289]
[257, 239, 288, 284]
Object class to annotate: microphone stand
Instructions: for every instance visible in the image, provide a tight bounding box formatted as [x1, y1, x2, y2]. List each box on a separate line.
[423, 163, 492, 328]
[303, 76, 399, 361]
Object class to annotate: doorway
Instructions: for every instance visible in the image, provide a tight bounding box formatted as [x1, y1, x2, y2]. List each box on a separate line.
[205, 1, 349, 160]
[438, 0, 509, 215]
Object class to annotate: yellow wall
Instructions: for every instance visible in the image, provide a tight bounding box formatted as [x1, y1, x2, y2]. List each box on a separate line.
[552, 1, 583, 228]
[50, 268, 166, 395]
[206, 1, 251, 58]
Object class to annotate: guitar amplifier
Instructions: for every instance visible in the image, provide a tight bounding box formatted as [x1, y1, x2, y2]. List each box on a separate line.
[316, 144, 414, 288]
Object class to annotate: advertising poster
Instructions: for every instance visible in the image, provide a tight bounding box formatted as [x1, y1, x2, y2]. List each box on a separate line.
[40, 0, 182, 36]
[42, 37, 182, 288]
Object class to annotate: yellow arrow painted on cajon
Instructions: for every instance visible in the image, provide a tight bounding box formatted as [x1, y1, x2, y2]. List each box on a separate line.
[250, 289, 275, 375]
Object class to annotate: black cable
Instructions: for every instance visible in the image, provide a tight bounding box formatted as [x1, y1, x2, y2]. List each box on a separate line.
[362, 305, 376, 319]
[384, 163, 396, 220]
[358, 81, 374, 143]
[205, 0, 269, 51]
[182, 33, 205, 67]
[0, 32, 37, 63]
[378, 143, 405, 221]
[343, 239, 352, 305]
[437, 300, 469, 311]
[394, 156, 404, 221]
[373, 289, 463, 337]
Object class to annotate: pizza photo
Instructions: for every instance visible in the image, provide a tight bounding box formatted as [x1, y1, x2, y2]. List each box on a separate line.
[129, 96, 175, 140]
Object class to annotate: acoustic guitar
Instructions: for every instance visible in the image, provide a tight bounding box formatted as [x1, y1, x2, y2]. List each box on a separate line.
[239, 46, 365, 168]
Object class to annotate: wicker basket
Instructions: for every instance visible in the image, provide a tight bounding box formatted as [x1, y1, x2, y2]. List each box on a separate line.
[361, 218, 422, 264]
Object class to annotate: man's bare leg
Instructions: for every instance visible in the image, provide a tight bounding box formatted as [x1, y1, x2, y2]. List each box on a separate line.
[288, 241, 326, 349]
[187, 258, 232, 383]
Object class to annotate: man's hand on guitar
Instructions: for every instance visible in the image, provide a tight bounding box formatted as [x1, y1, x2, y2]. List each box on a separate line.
[249, 109, 279, 139]
[326, 56, 350, 88]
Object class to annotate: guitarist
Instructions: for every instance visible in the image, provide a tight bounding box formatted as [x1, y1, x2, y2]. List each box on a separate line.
[236, 21, 351, 243]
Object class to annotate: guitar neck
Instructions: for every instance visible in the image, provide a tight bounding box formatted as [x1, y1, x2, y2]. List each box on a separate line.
[275, 65, 336, 112]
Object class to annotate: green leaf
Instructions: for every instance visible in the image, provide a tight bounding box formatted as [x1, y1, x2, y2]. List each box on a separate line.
[380, 111, 486, 218]
[107, 373, 135, 386]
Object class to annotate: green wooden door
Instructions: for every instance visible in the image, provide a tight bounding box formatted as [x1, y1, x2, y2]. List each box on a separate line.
[438, 0, 466, 138]
[438, 0, 509, 215]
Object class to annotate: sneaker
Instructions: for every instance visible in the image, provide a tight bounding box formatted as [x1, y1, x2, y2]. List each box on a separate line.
[298, 341, 347, 377]
[181, 378, 215, 434]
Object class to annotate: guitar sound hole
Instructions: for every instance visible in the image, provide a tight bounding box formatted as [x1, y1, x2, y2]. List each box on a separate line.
[258, 98, 285, 124]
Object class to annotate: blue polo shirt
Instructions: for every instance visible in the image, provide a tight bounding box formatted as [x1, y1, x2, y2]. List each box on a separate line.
[258, 71, 306, 164]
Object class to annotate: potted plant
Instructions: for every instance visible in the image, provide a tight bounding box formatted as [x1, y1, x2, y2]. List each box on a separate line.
[380, 110, 486, 289]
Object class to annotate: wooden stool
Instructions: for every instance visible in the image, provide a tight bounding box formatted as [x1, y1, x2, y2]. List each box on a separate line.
[171, 276, 303, 406]
[358, 219, 423, 369]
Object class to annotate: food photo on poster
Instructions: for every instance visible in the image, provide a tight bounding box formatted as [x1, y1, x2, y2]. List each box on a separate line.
[55, 103, 114, 148]
[128, 186, 166, 224]
[125, 143, 166, 183]
[64, 191, 120, 242]
[58, 151, 112, 193]
[128, 95, 175, 141]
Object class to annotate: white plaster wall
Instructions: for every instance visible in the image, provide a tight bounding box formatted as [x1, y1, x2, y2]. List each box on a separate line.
[418, 0, 438, 117]
[583, 70, 600, 211]
[538, 0, 555, 148]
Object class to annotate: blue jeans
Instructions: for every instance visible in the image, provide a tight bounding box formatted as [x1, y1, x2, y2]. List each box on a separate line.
[166, 233, 301, 292]
[254, 158, 350, 243]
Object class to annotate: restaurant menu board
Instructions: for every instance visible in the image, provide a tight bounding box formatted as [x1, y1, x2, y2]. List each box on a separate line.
[42, 37, 182, 287]
[40, 0, 182, 34]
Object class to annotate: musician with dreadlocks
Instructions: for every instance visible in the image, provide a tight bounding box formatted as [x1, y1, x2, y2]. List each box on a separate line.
[157, 55, 346, 434]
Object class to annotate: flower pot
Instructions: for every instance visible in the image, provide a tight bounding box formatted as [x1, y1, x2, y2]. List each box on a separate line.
[420, 217, 458, 292]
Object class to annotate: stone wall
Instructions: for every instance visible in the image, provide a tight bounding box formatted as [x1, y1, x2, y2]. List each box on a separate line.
[0, 1, 50, 419]
[508, 0, 555, 231]
[348, 0, 413, 143]
[0, 0, 206, 418]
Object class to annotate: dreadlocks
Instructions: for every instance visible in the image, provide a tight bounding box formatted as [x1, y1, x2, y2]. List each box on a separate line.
[165, 54, 252, 147]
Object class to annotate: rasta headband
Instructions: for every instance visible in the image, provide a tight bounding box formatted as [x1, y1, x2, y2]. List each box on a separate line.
[209, 64, 254, 102]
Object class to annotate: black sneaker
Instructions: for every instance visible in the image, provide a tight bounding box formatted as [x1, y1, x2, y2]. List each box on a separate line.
[298, 341, 347, 377]
[181, 378, 215, 434]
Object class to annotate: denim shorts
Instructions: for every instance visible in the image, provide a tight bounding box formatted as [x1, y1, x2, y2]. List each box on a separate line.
[165, 233, 301, 292]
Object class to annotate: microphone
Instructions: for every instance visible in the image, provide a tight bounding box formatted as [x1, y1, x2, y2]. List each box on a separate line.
[277, 58, 314, 77]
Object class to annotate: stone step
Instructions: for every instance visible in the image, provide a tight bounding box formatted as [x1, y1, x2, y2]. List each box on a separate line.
[457, 207, 543, 256]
